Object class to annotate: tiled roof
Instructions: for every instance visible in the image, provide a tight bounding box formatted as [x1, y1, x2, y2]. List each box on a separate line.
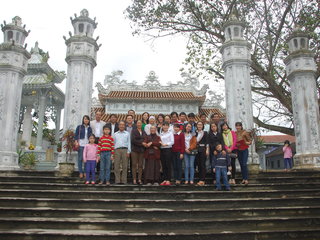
[92, 107, 225, 122]
[99, 91, 206, 101]
[260, 135, 295, 144]
[23, 74, 50, 84]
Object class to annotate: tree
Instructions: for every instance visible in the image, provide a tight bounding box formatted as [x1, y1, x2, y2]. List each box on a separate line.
[126, 0, 320, 135]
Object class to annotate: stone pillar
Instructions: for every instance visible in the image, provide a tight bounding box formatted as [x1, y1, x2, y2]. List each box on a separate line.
[62, 9, 99, 131]
[35, 94, 47, 150]
[220, 14, 259, 173]
[55, 106, 62, 145]
[284, 28, 320, 169]
[21, 106, 33, 148]
[0, 16, 31, 170]
[57, 9, 100, 167]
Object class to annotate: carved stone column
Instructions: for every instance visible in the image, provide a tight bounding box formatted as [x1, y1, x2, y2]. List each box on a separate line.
[220, 14, 259, 173]
[35, 94, 47, 150]
[62, 9, 100, 131]
[284, 28, 320, 169]
[21, 106, 33, 148]
[0, 16, 31, 170]
[57, 9, 100, 168]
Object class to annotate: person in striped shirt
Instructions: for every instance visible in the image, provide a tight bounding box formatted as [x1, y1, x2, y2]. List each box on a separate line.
[97, 126, 114, 185]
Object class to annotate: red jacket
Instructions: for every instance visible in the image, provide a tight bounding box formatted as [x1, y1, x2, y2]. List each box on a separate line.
[172, 131, 185, 153]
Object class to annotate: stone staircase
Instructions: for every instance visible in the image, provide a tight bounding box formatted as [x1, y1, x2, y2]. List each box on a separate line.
[0, 170, 319, 240]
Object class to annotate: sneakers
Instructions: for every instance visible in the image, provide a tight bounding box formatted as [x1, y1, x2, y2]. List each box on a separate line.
[91, 181, 95, 185]
[153, 182, 159, 186]
[85, 181, 90, 185]
[160, 181, 171, 186]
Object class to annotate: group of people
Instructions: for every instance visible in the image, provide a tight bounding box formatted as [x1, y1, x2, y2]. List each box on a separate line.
[76, 110, 253, 191]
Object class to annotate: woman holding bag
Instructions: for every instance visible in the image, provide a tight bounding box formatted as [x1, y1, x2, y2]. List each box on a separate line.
[235, 122, 252, 185]
[74, 115, 92, 179]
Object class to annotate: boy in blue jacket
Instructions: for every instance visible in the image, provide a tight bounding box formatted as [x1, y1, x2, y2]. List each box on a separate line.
[212, 144, 231, 191]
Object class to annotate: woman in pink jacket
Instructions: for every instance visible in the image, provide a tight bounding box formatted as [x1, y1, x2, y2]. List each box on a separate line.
[283, 140, 293, 172]
[221, 123, 237, 184]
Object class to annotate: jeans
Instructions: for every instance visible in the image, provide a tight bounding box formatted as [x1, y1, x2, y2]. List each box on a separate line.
[100, 151, 112, 182]
[86, 160, 96, 182]
[215, 167, 230, 190]
[172, 152, 182, 181]
[284, 158, 293, 169]
[78, 147, 86, 174]
[184, 153, 195, 182]
[238, 149, 249, 180]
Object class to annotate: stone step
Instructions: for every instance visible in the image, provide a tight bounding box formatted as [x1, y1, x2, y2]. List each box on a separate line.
[0, 181, 318, 191]
[0, 175, 319, 184]
[0, 228, 319, 240]
[0, 196, 319, 209]
[0, 188, 319, 199]
[0, 216, 319, 232]
[0, 206, 319, 219]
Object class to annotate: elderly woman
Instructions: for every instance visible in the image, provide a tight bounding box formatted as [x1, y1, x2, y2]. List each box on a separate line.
[144, 116, 157, 135]
[143, 125, 162, 185]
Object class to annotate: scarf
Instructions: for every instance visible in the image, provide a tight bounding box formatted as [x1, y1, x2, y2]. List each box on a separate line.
[223, 129, 233, 147]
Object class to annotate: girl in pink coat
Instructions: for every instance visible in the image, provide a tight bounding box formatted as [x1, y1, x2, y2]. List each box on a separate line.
[283, 140, 293, 171]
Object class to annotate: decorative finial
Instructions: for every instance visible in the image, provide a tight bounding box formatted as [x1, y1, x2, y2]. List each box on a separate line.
[31, 41, 40, 54]
[12, 16, 22, 26]
[80, 9, 89, 17]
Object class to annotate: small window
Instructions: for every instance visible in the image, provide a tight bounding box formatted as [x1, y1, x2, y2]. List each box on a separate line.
[16, 32, 20, 42]
[277, 160, 280, 168]
[228, 28, 232, 38]
[78, 23, 84, 33]
[293, 39, 298, 48]
[271, 161, 274, 169]
[234, 27, 239, 37]
[300, 38, 306, 49]
[7, 31, 13, 41]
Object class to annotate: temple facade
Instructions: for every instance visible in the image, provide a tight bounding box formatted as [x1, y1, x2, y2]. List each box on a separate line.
[95, 70, 224, 120]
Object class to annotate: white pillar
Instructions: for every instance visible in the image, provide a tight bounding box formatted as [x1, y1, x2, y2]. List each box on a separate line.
[284, 28, 320, 169]
[21, 106, 33, 148]
[220, 15, 259, 173]
[0, 16, 31, 170]
[55, 106, 62, 144]
[57, 9, 99, 167]
[62, 9, 99, 131]
[35, 95, 46, 150]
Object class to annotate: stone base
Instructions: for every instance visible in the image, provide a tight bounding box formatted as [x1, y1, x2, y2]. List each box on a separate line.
[0, 151, 21, 170]
[293, 153, 320, 170]
[248, 163, 260, 174]
[56, 152, 78, 170]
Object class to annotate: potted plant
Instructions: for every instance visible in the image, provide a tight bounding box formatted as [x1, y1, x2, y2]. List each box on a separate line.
[20, 152, 37, 170]
[59, 129, 76, 177]
[57, 142, 62, 152]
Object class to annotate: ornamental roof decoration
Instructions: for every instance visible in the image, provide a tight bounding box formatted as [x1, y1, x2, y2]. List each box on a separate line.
[97, 70, 209, 97]
[25, 42, 65, 84]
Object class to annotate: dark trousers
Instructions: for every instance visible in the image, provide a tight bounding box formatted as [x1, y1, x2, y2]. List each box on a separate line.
[161, 148, 172, 181]
[95, 137, 100, 173]
[86, 160, 96, 182]
[196, 148, 207, 181]
[284, 158, 293, 169]
[172, 152, 182, 181]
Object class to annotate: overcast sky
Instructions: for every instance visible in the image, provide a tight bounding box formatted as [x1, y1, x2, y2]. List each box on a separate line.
[0, 0, 204, 94]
